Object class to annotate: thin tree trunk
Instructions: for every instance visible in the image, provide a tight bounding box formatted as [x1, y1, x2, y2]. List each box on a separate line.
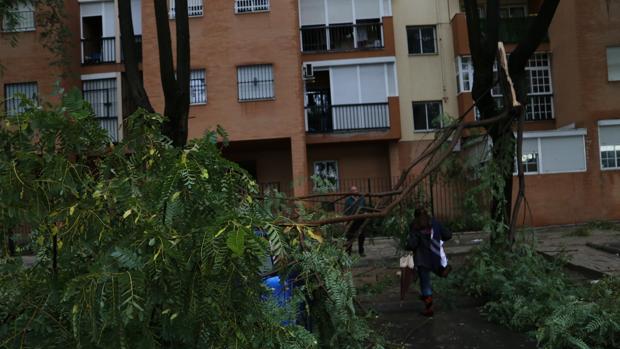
[118, 0, 154, 113]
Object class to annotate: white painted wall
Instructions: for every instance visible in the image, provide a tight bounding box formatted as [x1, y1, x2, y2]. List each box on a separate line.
[299, 0, 385, 25]
[393, 0, 461, 141]
[80, 1, 116, 38]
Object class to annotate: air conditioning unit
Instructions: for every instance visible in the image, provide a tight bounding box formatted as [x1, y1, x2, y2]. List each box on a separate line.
[302, 63, 314, 80]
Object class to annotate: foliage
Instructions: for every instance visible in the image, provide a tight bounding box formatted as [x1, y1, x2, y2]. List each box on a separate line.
[0, 91, 382, 348]
[458, 241, 620, 349]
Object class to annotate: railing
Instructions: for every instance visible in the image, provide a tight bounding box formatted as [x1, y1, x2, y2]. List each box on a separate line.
[235, 0, 270, 13]
[301, 22, 384, 53]
[1, 10, 35, 32]
[480, 16, 548, 43]
[306, 102, 389, 133]
[81, 37, 116, 65]
[169, 0, 204, 17]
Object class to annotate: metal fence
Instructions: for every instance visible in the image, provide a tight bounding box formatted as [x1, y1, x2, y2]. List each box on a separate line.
[81, 37, 116, 65]
[258, 174, 487, 226]
[306, 103, 390, 133]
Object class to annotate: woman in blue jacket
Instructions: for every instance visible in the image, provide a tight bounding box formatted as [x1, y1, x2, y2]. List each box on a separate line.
[406, 207, 452, 317]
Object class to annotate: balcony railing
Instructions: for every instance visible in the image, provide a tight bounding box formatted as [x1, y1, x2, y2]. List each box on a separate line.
[306, 103, 389, 133]
[301, 22, 384, 53]
[81, 37, 116, 65]
[479, 17, 548, 43]
[1, 10, 35, 32]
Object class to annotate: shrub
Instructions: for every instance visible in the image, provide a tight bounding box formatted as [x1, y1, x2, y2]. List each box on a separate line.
[0, 90, 382, 348]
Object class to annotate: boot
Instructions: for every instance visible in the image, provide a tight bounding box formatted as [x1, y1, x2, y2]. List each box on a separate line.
[420, 295, 434, 317]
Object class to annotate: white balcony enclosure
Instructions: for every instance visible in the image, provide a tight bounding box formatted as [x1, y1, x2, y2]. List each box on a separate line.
[304, 57, 398, 133]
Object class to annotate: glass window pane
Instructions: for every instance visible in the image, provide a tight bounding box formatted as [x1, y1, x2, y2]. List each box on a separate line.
[413, 103, 428, 130]
[407, 27, 421, 54]
[427, 102, 442, 129]
[421, 27, 436, 54]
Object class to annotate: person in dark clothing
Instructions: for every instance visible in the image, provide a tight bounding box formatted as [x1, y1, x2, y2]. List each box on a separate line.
[344, 186, 366, 256]
[406, 208, 452, 317]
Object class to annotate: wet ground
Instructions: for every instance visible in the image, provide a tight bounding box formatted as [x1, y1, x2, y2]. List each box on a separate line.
[355, 255, 539, 348]
[351, 226, 620, 348]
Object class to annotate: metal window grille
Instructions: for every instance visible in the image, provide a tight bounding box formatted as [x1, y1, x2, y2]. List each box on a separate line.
[413, 101, 443, 131]
[467, 53, 553, 121]
[313, 161, 339, 192]
[235, 0, 270, 13]
[4, 82, 38, 116]
[169, 0, 203, 18]
[82, 78, 119, 141]
[1, 5, 35, 32]
[237, 64, 274, 101]
[407, 26, 437, 54]
[190, 69, 206, 105]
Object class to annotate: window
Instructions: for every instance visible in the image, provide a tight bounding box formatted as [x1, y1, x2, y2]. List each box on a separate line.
[515, 138, 539, 174]
[313, 160, 339, 191]
[190, 69, 206, 105]
[82, 78, 119, 141]
[237, 64, 274, 101]
[169, 0, 203, 18]
[407, 26, 437, 55]
[461, 53, 554, 121]
[413, 101, 442, 132]
[515, 130, 587, 175]
[4, 82, 38, 116]
[456, 56, 473, 93]
[1, 2, 35, 32]
[599, 121, 620, 170]
[499, 5, 527, 18]
[607, 47, 620, 82]
[235, 0, 270, 14]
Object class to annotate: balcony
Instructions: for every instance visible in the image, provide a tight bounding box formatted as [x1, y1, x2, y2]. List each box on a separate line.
[81, 37, 116, 65]
[301, 21, 383, 53]
[307, 103, 390, 133]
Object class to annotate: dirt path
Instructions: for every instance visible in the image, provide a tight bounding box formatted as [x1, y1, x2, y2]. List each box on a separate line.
[355, 255, 537, 348]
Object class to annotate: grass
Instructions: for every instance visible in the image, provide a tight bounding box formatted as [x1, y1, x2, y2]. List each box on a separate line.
[563, 220, 619, 237]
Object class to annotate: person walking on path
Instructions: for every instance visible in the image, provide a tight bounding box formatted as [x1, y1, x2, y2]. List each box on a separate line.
[406, 207, 452, 317]
[344, 186, 367, 256]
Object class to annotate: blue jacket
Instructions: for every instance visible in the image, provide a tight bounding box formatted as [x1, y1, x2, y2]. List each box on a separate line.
[406, 219, 452, 271]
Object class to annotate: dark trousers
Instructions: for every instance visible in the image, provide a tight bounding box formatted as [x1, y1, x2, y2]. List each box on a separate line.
[417, 266, 432, 297]
[345, 220, 365, 255]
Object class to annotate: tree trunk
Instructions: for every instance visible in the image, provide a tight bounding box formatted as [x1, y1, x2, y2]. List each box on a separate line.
[153, 0, 190, 147]
[464, 0, 560, 242]
[118, 0, 154, 114]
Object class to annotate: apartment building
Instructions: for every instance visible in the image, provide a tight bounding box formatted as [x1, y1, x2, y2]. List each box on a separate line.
[299, 0, 401, 193]
[387, 0, 620, 225]
[2, 0, 619, 225]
